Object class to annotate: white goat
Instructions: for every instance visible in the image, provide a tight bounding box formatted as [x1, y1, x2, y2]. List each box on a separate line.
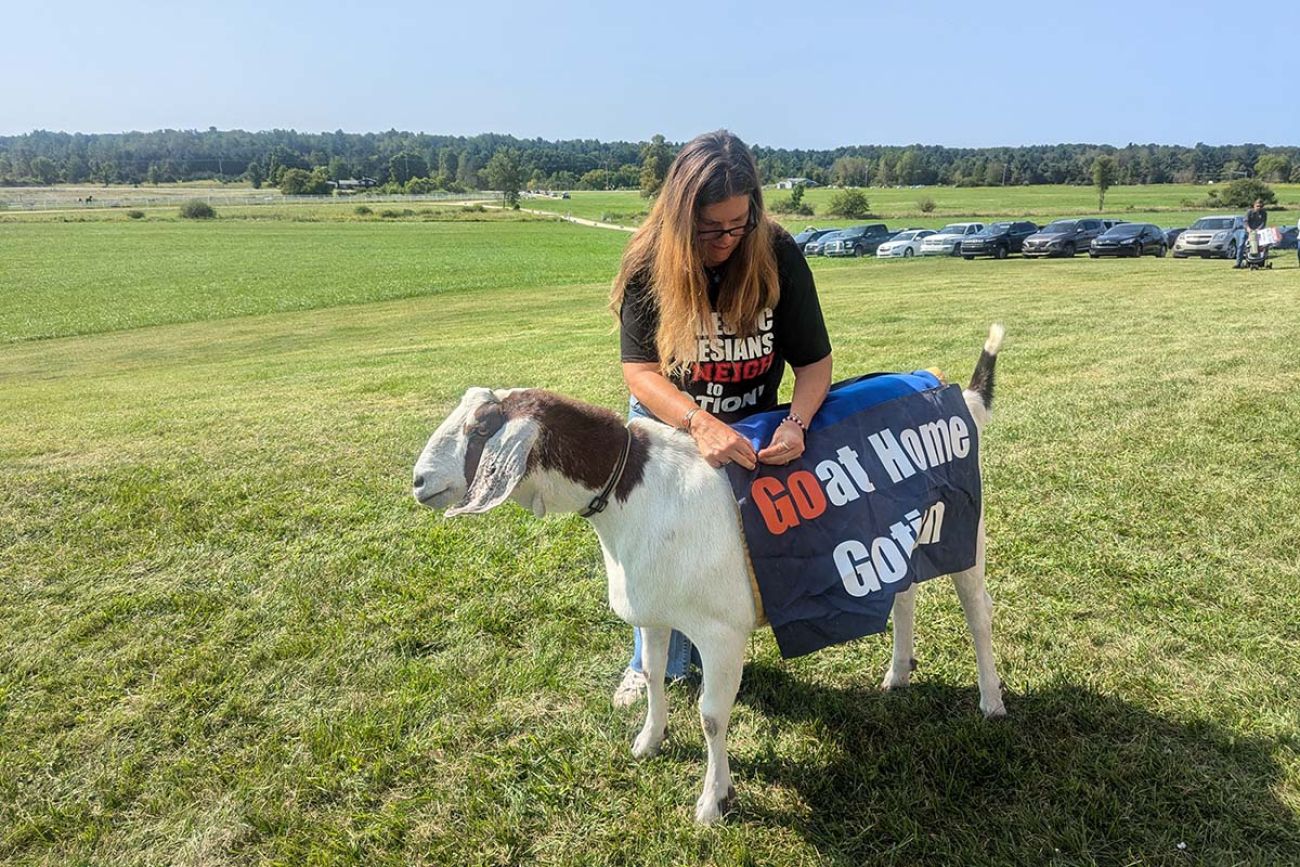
[412, 324, 1006, 824]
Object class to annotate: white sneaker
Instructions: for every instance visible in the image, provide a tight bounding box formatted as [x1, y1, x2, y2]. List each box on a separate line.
[612, 667, 647, 708]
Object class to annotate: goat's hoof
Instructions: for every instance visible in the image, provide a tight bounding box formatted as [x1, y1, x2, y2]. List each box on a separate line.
[982, 700, 1007, 720]
[880, 669, 912, 691]
[694, 786, 735, 824]
[631, 727, 666, 760]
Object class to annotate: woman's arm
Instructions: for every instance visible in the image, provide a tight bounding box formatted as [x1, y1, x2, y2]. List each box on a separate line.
[756, 353, 833, 465]
[622, 362, 757, 469]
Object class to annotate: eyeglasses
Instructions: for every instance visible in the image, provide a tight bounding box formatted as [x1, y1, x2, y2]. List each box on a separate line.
[697, 221, 756, 241]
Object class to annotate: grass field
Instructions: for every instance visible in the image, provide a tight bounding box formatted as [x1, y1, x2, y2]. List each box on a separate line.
[2, 207, 1299, 865]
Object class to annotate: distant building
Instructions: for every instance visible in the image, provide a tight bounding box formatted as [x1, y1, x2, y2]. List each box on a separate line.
[329, 177, 379, 191]
[776, 177, 819, 189]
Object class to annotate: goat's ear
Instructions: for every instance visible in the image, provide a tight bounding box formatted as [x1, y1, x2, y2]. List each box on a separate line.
[446, 418, 538, 516]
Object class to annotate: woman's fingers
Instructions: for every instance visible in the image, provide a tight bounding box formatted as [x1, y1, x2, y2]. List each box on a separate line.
[757, 425, 805, 465]
[728, 440, 757, 470]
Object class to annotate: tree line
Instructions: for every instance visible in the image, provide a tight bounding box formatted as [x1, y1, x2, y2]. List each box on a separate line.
[1, 128, 1297, 192]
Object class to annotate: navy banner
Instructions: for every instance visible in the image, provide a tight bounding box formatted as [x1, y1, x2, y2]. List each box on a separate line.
[725, 373, 982, 658]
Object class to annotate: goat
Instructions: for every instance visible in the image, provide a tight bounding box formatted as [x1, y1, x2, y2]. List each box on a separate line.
[411, 324, 1006, 824]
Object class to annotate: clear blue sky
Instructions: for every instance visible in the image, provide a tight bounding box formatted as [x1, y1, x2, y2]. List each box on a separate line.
[2, 0, 1294, 148]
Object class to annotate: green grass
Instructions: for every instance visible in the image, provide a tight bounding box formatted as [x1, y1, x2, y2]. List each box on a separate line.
[2, 215, 1299, 865]
[0, 218, 625, 342]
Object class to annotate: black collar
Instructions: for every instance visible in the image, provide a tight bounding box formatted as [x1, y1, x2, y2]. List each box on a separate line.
[579, 426, 633, 518]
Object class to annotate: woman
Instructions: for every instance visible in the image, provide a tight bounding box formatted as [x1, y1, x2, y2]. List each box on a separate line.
[610, 130, 834, 706]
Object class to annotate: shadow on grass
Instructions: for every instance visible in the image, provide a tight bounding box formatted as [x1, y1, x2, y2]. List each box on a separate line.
[733, 663, 1298, 864]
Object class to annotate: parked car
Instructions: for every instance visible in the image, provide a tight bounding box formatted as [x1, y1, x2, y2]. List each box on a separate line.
[1173, 215, 1244, 259]
[876, 229, 936, 258]
[919, 222, 986, 256]
[1090, 222, 1168, 258]
[793, 227, 837, 254]
[1021, 218, 1105, 258]
[803, 230, 842, 256]
[1163, 227, 1185, 248]
[960, 221, 1039, 259]
[824, 224, 894, 257]
[1278, 225, 1298, 250]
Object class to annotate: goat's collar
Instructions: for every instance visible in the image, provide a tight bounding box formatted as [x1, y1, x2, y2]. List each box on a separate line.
[578, 425, 633, 518]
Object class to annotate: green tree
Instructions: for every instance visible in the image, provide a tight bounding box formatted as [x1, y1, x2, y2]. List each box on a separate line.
[1218, 178, 1276, 208]
[1254, 154, 1291, 182]
[894, 149, 920, 185]
[327, 156, 351, 181]
[876, 157, 893, 187]
[30, 156, 58, 185]
[1092, 156, 1117, 211]
[831, 156, 869, 187]
[388, 151, 428, 186]
[485, 148, 524, 207]
[438, 148, 460, 180]
[581, 168, 613, 190]
[826, 188, 871, 219]
[279, 167, 331, 195]
[246, 162, 264, 189]
[639, 133, 672, 198]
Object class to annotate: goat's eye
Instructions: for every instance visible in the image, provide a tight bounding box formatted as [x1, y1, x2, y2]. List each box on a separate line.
[471, 423, 493, 437]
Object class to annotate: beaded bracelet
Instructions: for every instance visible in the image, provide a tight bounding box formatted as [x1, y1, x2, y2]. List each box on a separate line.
[782, 411, 807, 431]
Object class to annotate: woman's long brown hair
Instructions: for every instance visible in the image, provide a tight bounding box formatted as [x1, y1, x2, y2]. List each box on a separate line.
[611, 130, 779, 376]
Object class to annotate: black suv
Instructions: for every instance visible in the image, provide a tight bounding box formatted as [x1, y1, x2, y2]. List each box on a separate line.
[961, 221, 1039, 259]
[1022, 218, 1105, 258]
[824, 224, 893, 257]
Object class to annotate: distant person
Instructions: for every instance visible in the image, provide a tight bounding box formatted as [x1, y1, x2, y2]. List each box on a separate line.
[609, 130, 834, 706]
[1236, 198, 1267, 267]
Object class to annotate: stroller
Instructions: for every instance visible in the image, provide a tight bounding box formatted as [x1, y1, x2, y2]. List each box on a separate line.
[1243, 227, 1279, 270]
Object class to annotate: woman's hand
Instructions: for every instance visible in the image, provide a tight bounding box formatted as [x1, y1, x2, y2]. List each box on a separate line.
[689, 412, 757, 470]
[757, 419, 806, 465]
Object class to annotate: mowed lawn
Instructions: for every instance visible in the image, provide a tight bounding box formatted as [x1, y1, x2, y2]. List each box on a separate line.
[2, 214, 1299, 865]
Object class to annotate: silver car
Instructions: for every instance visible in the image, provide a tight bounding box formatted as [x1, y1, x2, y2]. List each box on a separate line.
[919, 222, 985, 256]
[1173, 215, 1244, 259]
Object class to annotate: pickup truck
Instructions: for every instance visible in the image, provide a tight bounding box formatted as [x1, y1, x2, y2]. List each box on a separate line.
[961, 221, 1039, 259]
[823, 224, 893, 257]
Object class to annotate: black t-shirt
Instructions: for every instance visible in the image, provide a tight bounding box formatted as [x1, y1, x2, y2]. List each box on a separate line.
[1246, 208, 1268, 230]
[619, 229, 832, 422]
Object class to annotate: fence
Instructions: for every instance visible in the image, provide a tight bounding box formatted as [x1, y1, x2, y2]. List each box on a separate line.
[0, 189, 498, 212]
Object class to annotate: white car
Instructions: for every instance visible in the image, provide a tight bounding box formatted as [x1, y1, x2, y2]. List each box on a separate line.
[876, 229, 936, 258]
[919, 222, 986, 256]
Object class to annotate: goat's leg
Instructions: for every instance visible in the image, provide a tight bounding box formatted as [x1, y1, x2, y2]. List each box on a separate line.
[631, 626, 671, 759]
[690, 628, 746, 824]
[881, 584, 919, 690]
[952, 530, 1005, 718]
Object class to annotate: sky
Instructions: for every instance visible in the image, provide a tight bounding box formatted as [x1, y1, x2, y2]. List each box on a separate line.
[2, 0, 1295, 149]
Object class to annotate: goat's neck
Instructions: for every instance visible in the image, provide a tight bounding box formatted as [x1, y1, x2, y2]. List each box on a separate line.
[511, 394, 650, 518]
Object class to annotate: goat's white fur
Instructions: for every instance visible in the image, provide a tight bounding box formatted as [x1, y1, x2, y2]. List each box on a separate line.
[412, 327, 1005, 824]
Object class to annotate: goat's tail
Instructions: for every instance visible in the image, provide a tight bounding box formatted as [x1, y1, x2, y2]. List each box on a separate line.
[963, 323, 1004, 430]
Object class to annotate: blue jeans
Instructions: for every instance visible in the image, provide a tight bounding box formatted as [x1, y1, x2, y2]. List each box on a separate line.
[626, 397, 701, 679]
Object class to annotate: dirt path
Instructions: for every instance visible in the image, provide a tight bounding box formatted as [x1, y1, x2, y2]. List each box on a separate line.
[484, 203, 635, 233]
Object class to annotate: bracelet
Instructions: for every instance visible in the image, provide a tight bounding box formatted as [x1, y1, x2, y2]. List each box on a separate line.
[682, 406, 702, 432]
[782, 411, 807, 431]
